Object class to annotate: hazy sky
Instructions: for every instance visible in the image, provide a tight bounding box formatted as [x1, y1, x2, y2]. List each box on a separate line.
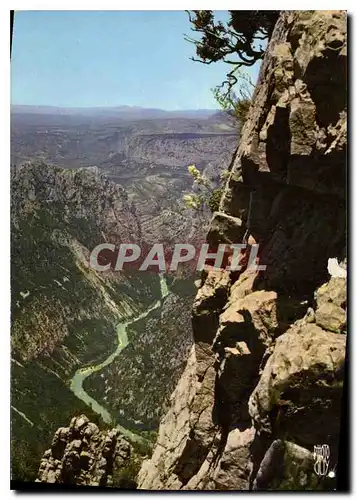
[11, 10, 262, 110]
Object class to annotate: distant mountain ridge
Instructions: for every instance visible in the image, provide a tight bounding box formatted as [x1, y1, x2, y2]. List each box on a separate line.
[11, 105, 219, 120]
[11, 107, 238, 249]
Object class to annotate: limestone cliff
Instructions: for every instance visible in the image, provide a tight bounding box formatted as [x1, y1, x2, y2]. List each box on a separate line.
[138, 11, 347, 491]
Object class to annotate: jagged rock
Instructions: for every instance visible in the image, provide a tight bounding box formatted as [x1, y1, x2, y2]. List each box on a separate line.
[315, 277, 346, 309]
[248, 322, 346, 449]
[137, 347, 197, 490]
[215, 290, 278, 351]
[37, 415, 135, 487]
[51, 427, 70, 460]
[213, 289, 279, 427]
[193, 269, 231, 321]
[314, 276, 346, 333]
[218, 170, 251, 224]
[207, 211, 245, 246]
[83, 422, 99, 439]
[70, 415, 89, 435]
[315, 302, 346, 333]
[228, 268, 258, 300]
[192, 269, 231, 380]
[138, 10, 347, 491]
[253, 440, 320, 490]
[210, 427, 255, 490]
[220, 11, 346, 294]
[258, 193, 344, 295]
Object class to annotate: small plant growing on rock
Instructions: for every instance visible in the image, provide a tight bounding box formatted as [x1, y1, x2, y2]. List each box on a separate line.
[183, 164, 228, 213]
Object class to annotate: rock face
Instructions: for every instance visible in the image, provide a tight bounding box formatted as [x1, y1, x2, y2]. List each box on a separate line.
[138, 11, 347, 491]
[36, 415, 138, 488]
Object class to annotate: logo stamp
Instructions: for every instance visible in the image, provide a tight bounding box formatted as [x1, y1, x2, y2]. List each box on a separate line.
[314, 444, 330, 477]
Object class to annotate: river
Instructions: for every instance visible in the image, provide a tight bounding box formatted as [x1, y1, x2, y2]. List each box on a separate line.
[70, 273, 169, 444]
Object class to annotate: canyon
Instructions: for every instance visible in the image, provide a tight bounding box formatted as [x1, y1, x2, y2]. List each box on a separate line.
[11, 9, 347, 491]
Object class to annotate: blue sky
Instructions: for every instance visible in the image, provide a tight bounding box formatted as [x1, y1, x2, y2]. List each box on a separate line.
[11, 10, 262, 110]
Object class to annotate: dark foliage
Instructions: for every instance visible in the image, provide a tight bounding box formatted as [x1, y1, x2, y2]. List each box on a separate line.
[208, 187, 223, 213]
[186, 10, 280, 92]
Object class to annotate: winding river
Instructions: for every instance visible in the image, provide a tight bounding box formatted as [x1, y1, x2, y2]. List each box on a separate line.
[70, 273, 169, 443]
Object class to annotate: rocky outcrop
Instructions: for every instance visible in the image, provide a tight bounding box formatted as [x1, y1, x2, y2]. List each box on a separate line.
[252, 440, 320, 490]
[36, 415, 138, 488]
[138, 10, 347, 491]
